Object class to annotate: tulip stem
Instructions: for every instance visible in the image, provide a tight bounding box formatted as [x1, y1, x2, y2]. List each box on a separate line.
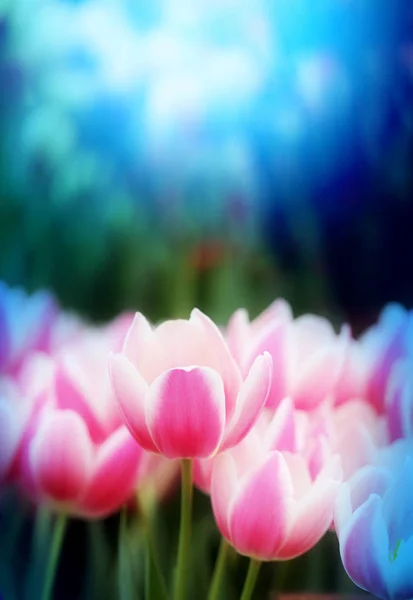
[240, 559, 261, 600]
[207, 537, 231, 600]
[41, 514, 67, 600]
[174, 459, 193, 600]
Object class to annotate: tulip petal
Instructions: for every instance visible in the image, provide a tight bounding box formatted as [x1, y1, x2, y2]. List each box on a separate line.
[122, 313, 153, 366]
[222, 353, 272, 450]
[381, 457, 413, 551]
[211, 454, 238, 540]
[340, 494, 390, 599]
[278, 456, 341, 559]
[190, 309, 242, 421]
[30, 410, 92, 504]
[146, 367, 226, 459]
[226, 309, 250, 365]
[193, 457, 214, 494]
[244, 319, 289, 408]
[293, 325, 349, 410]
[228, 452, 293, 560]
[54, 360, 107, 444]
[390, 536, 413, 600]
[109, 354, 158, 453]
[79, 426, 143, 518]
[264, 397, 297, 452]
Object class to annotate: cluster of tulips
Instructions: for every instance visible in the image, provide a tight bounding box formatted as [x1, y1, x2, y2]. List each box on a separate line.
[0, 280, 412, 600]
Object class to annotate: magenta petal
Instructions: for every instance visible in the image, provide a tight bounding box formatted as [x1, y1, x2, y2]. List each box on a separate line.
[211, 454, 238, 540]
[228, 452, 293, 560]
[30, 410, 92, 504]
[222, 353, 272, 450]
[109, 354, 158, 453]
[78, 426, 143, 518]
[340, 495, 390, 598]
[146, 367, 226, 459]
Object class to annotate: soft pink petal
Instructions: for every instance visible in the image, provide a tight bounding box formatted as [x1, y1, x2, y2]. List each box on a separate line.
[211, 454, 238, 540]
[228, 452, 293, 560]
[293, 315, 337, 363]
[54, 361, 107, 444]
[122, 313, 153, 366]
[292, 325, 349, 410]
[282, 453, 312, 499]
[278, 456, 341, 559]
[251, 299, 292, 337]
[264, 397, 297, 452]
[222, 353, 272, 450]
[193, 457, 214, 494]
[109, 354, 158, 453]
[78, 426, 143, 518]
[226, 309, 250, 366]
[146, 367, 226, 459]
[244, 320, 289, 408]
[191, 309, 242, 422]
[30, 410, 92, 503]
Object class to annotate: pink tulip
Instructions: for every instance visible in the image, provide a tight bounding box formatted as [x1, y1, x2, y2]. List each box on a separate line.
[333, 338, 370, 407]
[227, 300, 349, 410]
[335, 441, 413, 600]
[109, 309, 272, 459]
[323, 400, 388, 481]
[17, 337, 144, 518]
[211, 420, 341, 560]
[195, 396, 322, 493]
[0, 282, 58, 375]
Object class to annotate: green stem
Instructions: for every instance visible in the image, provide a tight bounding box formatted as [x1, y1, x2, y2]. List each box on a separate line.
[41, 514, 67, 600]
[207, 537, 231, 600]
[240, 559, 261, 600]
[174, 460, 193, 600]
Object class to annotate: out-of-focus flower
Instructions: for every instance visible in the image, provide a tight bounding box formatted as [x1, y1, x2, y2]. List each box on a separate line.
[333, 337, 370, 407]
[327, 400, 387, 481]
[210, 410, 341, 561]
[0, 378, 29, 484]
[335, 441, 413, 600]
[136, 453, 180, 507]
[226, 300, 349, 410]
[109, 309, 272, 459]
[1, 352, 55, 488]
[358, 304, 413, 413]
[385, 359, 413, 441]
[0, 282, 58, 375]
[194, 396, 330, 493]
[16, 336, 143, 518]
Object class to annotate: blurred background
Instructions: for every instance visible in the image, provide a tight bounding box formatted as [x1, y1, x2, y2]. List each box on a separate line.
[1, 0, 412, 332]
[1, 1, 412, 598]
